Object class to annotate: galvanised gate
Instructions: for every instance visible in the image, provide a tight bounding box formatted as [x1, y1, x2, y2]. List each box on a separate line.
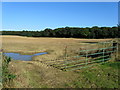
[40, 40, 118, 71]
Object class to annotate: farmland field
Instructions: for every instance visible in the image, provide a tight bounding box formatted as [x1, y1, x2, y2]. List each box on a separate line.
[2, 35, 113, 60]
[1, 35, 120, 88]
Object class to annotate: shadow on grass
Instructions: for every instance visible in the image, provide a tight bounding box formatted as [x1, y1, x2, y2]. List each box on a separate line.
[101, 62, 120, 69]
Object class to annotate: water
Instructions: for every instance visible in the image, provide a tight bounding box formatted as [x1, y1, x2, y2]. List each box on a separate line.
[3, 52, 47, 61]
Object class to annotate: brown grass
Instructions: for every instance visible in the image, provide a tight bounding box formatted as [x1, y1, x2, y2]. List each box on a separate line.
[2, 35, 115, 88]
[2, 35, 112, 61]
[8, 60, 80, 88]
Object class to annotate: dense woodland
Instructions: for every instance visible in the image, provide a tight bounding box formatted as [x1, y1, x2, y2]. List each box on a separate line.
[1, 26, 120, 39]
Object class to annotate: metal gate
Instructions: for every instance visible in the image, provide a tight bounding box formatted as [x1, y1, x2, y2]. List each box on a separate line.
[40, 40, 118, 71]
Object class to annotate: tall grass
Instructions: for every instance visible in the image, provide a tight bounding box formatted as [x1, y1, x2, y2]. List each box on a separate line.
[2, 56, 16, 88]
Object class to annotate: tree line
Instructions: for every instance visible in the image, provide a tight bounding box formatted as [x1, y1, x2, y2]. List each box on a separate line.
[2, 26, 120, 39]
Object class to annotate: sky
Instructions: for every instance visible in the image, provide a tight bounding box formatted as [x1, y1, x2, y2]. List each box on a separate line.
[2, 2, 118, 31]
[2, 0, 120, 2]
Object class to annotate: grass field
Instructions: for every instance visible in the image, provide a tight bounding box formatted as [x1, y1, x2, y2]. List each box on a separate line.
[1, 35, 119, 88]
[2, 35, 112, 60]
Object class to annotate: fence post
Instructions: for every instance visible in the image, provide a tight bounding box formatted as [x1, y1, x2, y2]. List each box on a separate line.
[117, 40, 119, 59]
[103, 42, 105, 62]
[64, 46, 67, 59]
[64, 45, 67, 70]
[86, 50, 88, 65]
[103, 49, 105, 62]
[111, 41, 113, 57]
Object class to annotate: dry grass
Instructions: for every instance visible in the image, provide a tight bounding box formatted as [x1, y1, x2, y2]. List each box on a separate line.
[0, 52, 2, 89]
[8, 60, 80, 88]
[2, 35, 112, 61]
[2, 35, 117, 88]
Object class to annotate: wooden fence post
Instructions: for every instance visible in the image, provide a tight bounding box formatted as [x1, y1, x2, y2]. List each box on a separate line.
[86, 50, 88, 65]
[65, 46, 67, 58]
[64, 45, 67, 70]
[117, 41, 119, 59]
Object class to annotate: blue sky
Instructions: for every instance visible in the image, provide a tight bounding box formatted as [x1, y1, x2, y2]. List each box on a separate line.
[2, 0, 120, 2]
[2, 2, 118, 31]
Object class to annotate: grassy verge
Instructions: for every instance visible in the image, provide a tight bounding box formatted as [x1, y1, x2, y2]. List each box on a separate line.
[2, 56, 16, 88]
[5, 58, 119, 88]
[64, 61, 119, 88]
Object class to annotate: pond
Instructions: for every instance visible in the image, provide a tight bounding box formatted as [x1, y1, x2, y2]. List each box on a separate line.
[3, 52, 47, 61]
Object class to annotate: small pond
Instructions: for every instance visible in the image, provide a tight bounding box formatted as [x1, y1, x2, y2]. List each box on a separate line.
[3, 52, 47, 61]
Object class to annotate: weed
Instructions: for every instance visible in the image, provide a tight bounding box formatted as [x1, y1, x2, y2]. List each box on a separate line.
[2, 56, 16, 87]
